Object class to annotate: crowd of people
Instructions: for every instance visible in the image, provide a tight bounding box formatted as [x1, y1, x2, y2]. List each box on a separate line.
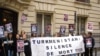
[0, 30, 31, 56]
[0, 30, 95, 56]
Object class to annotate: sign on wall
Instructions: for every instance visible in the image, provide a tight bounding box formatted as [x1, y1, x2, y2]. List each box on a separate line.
[5, 23, 13, 33]
[31, 24, 37, 34]
[69, 24, 75, 33]
[87, 22, 93, 32]
[30, 36, 85, 56]
[64, 14, 68, 21]
[21, 13, 27, 24]
[59, 25, 66, 35]
[45, 24, 51, 35]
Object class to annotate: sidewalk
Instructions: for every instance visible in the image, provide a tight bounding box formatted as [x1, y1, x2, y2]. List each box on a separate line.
[93, 51, 100, 56]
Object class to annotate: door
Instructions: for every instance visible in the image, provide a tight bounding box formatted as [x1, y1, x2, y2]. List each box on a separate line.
[0, 8, 18, 37]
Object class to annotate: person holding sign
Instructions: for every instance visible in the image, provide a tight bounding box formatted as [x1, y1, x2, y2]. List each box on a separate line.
[69, 32, 77, 56]
[16, 30, 26, 56]
[8, 33, 14, 56]
[20, 30, 26, 39]
[84, 32, 95, 56]
[23, 34, 31, 56]
[13, 34, 20, 56]
[2, 31, 9, 56]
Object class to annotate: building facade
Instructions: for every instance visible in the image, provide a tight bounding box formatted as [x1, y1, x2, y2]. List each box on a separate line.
[0, 0, 100, 35]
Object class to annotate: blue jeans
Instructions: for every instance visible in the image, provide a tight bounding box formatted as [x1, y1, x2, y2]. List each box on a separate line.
[8, 50, 13, 56]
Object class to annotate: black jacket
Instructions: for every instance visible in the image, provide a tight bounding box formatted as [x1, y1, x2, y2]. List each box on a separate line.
[24, 40, 31, 56]
[8, 38, 13, 50]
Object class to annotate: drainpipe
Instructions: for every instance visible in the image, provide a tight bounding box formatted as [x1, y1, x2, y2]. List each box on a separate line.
[17, 0, 30, 5]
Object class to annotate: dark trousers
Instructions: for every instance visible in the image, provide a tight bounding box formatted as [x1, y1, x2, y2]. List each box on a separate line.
[84, 48, 93, 56]
[25, 52, 31, 56]
[0, 51, 4, 56]
[13, 51, 16, 56]
[81, 53, 84, 56]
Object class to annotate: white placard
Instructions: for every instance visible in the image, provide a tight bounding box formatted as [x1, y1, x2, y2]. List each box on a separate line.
[31, 24, 37, 33]
[5, 23, 13, 33]
[0, 26, 4, 37]
[30, 36, 85, 56]
[87, 22, 93, 32]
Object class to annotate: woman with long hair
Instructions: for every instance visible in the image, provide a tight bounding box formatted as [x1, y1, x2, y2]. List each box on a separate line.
[8, 33, 13, 56]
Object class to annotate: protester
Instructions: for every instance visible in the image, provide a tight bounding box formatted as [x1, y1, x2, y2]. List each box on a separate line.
[8, 33, 13, 56]
[23, 34, 31, 56]
[2, 31, 9, 56]
[20, 30, 26, 39]
[81, 33, 87, 56]
[84, 32, 95, 56]
[19, 30, 26, 56]
[13, 34, 20, 56]
[69, 32, 77, 56]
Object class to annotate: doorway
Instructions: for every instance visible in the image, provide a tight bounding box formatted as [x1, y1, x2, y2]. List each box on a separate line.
[0, 8, 18, 37]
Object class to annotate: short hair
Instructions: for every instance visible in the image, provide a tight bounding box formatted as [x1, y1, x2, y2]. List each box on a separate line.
[88, 32, 92, 35]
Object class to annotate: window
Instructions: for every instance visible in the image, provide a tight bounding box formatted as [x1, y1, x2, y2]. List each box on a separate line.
[37, 13, 52, 36]
[77, 16, 87, 35]
[76, 0, 90, 3]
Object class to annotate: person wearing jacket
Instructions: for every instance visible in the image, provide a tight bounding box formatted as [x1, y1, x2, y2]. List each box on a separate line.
[8, 33, 13, 56]
[69, 32, 77, 56]
[23, 34, 31, 56]
[81, 33, 87, 56]
[2, 31, 9, 56]
[84, 32, 95, 56]
[13, 34, 20, 56]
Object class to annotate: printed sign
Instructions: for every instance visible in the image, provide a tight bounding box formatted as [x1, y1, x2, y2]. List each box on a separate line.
[87, 22, 93, 32]
[30, 36, 85, 56]
[69, 24, 75, 33]
[59, 25, 66, 35]
[64, 14, 68, 21]
[45, 24, 51, 35]
[86, 38, 92, 48]
[31, 24, 37, 33]
[21, 13, 27, 24]
[5, 23, 13, 33]
[17, 40, 24, 52]
[0, 26, 4, 37]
